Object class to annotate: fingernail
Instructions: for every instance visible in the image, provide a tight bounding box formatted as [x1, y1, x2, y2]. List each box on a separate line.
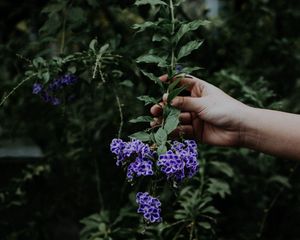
[162, 93, 168, 102]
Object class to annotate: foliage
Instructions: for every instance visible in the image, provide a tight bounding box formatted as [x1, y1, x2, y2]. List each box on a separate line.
[0, 0, 299, 239]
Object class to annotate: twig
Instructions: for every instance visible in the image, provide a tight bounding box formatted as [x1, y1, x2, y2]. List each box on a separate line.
[0, 74, 37, 107]
[113, 89, 124, 138]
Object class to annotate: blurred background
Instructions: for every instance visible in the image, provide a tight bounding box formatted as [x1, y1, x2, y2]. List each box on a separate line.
[0, 0, 300, 239]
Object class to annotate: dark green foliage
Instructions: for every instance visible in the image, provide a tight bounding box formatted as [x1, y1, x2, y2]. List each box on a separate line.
[0, 0, 300, 239]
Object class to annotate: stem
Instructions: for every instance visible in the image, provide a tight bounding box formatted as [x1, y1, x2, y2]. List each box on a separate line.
[0, 74, 37, 107]
[60, 10, 67, 54]
[94, 157, 104, 209]
[169, 0, 176, 71]
[113, 89, 124, 138]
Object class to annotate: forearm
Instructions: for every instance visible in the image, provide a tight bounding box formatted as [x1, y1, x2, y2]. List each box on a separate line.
[241, 107, 300, 160]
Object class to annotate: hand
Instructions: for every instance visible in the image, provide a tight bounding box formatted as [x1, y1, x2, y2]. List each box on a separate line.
[150, 74, 250, 147]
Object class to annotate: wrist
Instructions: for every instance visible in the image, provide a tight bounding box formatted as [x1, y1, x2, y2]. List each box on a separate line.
[239, 105, 261, 149]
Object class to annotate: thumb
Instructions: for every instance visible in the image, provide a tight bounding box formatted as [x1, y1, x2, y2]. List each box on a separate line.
[164, 94, 206, 113]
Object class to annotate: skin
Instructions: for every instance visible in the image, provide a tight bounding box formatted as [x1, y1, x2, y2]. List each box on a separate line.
[150, 74, 300, 160]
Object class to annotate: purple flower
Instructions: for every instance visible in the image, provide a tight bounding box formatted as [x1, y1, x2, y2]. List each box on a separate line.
[51, 97, 61, 106]
[48, 74, 78, 91]
[110, 139, 126, 166]
[127, 157, 154, 180]
[157, 140, 199, 181]
[32, 83, 43, 94]
[136, 192, 161, 223]
[175, 64, 183, 74]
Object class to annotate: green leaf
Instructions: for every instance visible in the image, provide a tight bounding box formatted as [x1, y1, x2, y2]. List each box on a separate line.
[154, 128, 168, 145]
[175, 20, 210, 43]
[119, 80, 134, 88]
[207, 178, 231, 199]
[181, 66, 203, 74]
[268, 175, 291, 189]
[42, 72, 50, 82]
[137, 95, 159, 105]
[199, 222, 212, 230]
[168, 78, 181, 92]
[89, 39, 98, 51]
[41, 3, 66, 13]
[129, 131, 150, 142]
[136, 54, 168, 67]
[157, 144, 167, 155]
[210, 161, 234, 178]
[140, 70, 164, 90]
[201, 206, 220, 215]
[164, 107, 180, 134]
[135, 0, 168, 6]
[129, 116, 153, 123]
[177, 40, 203, 60]
[99, 44, 109, 55]
[167, 85, 188, 103]
[132, 21, 156, 32]
[152, 34, 169, 42]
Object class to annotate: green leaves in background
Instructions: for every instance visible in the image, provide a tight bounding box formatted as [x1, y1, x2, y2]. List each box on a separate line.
[177, 40, 203, 60]
[135, 0, 168, 7]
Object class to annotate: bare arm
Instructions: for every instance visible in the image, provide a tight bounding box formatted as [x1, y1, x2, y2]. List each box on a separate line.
[150, 75, 300, 160]
[242, 107, 300, 159]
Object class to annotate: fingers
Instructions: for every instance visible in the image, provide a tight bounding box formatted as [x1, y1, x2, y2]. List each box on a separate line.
[150, 102, 165, 117]
[150, 112, 193, 127]
[167, 95, 205, 113]
[160, 74, 207, 92]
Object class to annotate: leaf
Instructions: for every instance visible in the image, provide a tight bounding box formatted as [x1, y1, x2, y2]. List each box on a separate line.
[268, 175, 291, 189]
[207, 178, 231, 199]
[181, 66, 203, 74]
[201, 206, 220, 215]
[175, 20, 210, 43]
[137, 95, 159, 105]
[152, 34, 169, 42]
[99, 44, 109, 55]
[41, 3, 66, 13]
[168, 78, 181, 92]
[129, 131, 150, 142]
[119, 80, 134, 88]
[167, 85, 188, 103]
[129, 116, 153, 123]
[164, 107, 180, 134]
[210, 161, 234, 177]
[177, 40, 203, 60]
[140, 70, 164, 90]
[136, 54, 168, 67]
[199, 222, 212, 230]
[154, 128, 168, 145]
[132, 21, 156, 32]
[89, 39, 98, 51]
[157, 144, 167, 155]
[135, 0, 168, 6]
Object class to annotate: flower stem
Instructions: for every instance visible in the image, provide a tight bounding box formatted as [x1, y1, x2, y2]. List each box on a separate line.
[0, 74, 37, 107]
[169, 0, 176, 71]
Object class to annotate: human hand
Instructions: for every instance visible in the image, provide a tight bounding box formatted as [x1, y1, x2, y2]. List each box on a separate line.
[150, 74, 251, 147]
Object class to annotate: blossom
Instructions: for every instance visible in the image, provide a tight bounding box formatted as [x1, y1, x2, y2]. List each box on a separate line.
[126, 157, 154, 180]
[157, 140, 199, 181]
[110, 138, 155, 180]
[136, 192, 161, 223]
[110, 138, 126, 166]
[32, 74, 78, 106]
[32, 83, 43, 94]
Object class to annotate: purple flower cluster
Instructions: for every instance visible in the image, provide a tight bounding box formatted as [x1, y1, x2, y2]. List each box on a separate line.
[136, 192, 161, 223]
[157, 140, 199, 181]
[32, 74, 78, 106]
[110, 139, 154, 180]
